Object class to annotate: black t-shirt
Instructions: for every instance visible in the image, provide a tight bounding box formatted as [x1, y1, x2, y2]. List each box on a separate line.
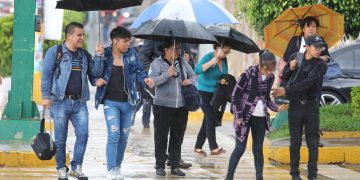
[104, 65, 128, 102]
[65, 49, 82, 95]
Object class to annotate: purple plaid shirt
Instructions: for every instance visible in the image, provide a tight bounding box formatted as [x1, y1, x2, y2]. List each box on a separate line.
[231, 65, 278, 142]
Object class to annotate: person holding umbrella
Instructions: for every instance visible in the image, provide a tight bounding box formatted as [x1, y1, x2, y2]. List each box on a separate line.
[91, 26, 153, 180]
[193, 43, 231, 156]
[149, 39, 196, 177]
[225, 50, 286, 180]
[283, 16, 330, 63]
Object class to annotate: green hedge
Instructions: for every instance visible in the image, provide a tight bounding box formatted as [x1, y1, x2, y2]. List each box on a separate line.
[0, 15, 13, 76]
[268, 103, 360, 140]
[351, 86, 360, 117]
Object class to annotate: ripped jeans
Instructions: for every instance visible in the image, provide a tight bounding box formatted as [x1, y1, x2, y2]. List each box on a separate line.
[103, 99, 135, 171]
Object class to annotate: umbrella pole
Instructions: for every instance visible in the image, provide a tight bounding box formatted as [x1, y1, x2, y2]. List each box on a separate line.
[98, 12, 101, 43]
[213, 41, 224, 68]
[172, 39, 176, 66]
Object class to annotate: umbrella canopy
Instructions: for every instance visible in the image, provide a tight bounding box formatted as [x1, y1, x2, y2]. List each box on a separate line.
[264, 4, 344, 58]
[207, 25, 260, 53]
[56, 0, 143, 11]
[129, 0, 239, 29]
[132, 18, 218, 44]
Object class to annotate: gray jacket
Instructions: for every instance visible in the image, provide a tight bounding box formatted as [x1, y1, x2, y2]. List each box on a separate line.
[149, 56, 197, 108]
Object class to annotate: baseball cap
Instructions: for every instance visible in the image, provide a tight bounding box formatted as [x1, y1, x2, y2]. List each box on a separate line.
[305, 35, 326, 47]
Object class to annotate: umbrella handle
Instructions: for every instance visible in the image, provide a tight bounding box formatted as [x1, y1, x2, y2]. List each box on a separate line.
[213, 41, 224, 68]
[98, 12, 101, 44]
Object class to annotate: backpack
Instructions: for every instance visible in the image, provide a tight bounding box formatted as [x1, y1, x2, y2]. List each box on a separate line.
[54, 45, 92, 79]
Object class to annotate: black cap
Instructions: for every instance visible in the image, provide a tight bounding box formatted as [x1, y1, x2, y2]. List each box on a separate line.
[305, 35, 326, 46]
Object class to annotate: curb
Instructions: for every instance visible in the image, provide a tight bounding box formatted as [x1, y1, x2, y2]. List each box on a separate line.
[188, 111, 276, 122]
[0, 151, 70, 167]
[266, 131, 360, 164]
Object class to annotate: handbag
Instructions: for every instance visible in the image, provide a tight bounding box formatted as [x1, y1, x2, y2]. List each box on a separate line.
[178, 59, 202, 111]
[31, 107, 56, 160]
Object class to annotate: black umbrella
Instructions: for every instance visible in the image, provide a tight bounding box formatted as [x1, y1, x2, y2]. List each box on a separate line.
[56, 0, 143, 11]
[206, 25, 260, 53]
[132, 18, 218, 44]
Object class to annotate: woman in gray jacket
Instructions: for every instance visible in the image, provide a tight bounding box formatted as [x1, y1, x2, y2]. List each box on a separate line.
[149, 39, 196, 177]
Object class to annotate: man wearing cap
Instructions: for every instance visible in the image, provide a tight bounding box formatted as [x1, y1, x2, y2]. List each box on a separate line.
[272, 35, 328, 180]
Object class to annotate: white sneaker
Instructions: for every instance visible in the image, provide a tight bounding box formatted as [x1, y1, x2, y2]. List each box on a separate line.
[107, 169, 117, 180]
[58, 167, 68, 180]
[69, 165, 88, 180]
[115, 167, 124, 180]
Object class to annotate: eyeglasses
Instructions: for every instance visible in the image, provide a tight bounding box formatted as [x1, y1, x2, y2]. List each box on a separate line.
[311, 45, 325, 51]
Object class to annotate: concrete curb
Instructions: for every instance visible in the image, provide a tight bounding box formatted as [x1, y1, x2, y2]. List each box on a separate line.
[266, 132, 360, 164]
[0, 151, 70, 167]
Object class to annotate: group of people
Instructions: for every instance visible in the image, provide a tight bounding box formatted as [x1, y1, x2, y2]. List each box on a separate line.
[42, 15, 329, 180]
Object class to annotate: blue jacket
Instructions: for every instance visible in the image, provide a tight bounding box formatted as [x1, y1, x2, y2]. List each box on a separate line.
[91, 46, 148, 109]
[41, 43, 104, 102]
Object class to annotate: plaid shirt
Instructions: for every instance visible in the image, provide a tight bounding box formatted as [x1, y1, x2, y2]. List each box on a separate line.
[231, 65, 278, 142]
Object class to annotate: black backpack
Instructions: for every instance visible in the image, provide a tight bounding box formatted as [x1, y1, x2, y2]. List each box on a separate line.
[31, 109, 56, 160]
[54, 45, 92, 79]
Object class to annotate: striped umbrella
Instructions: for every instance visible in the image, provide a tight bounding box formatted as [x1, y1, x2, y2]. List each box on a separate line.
[129, 0, 239, 29]
[264, 4, 344, 58]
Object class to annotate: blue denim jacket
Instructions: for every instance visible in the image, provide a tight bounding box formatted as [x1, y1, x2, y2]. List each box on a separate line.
[91, 46, 148, 109]
[41, 43, 104, 102]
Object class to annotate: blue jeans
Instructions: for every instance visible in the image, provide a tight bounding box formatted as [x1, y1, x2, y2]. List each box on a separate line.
[50, 99, 89, 170]
[226, 116, 266, 180]
[103, 100, 134, 171]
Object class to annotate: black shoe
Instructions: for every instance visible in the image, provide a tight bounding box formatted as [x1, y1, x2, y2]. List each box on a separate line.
[156, 168, 166, 176]
[167, 159, 193, 169]
[308, 177, 316, 180]
[171, 168, 186, 176]
[292, 175, 302, 180]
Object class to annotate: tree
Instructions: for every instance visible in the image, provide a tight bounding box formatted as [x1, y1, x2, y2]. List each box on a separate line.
[0, 11, 85, 76]
[44, 10, 86, 53]
[235, 0, 360, 39]
[0, 15, 13, 76]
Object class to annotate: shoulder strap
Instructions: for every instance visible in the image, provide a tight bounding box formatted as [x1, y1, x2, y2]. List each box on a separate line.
[55, 45, 63, 68]
[54, 45, 63, 79]
[288, 52, 303, 85]
[178, 59, 185, 81]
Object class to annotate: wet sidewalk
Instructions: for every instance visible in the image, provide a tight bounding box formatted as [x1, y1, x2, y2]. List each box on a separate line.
[1, 87, 360, 179]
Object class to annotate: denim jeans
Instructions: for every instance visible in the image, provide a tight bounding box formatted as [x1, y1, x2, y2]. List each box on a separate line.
[50, 99, 89, 170]
[103, 99, 135, 171]
[195, 91, 218, 150]
[226, 116, 266, 180]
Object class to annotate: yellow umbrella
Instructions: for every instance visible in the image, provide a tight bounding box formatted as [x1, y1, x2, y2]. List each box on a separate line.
[264, 4, 344, 58]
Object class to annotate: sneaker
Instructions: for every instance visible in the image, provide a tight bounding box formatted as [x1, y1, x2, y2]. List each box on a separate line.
[156, 167, 166, 176]
[171, 168, 186, 176]
[107, 169, 117, 180]
[115, 166, 124, 180]
[58, 167, 68, 180]
[69, 165, 88, 180]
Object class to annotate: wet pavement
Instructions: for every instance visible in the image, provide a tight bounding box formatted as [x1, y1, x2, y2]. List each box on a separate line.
[1, 86, 360, 179]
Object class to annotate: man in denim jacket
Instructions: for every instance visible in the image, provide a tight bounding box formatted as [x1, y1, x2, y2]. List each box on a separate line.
[41, 22, 104, 180]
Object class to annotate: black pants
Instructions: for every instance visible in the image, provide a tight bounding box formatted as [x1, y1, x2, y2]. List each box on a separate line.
[195, 91, 218, 150]
[226, 116, 266, 180]
[288, 101, 320, 178]
[153, 105, 188, 169]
